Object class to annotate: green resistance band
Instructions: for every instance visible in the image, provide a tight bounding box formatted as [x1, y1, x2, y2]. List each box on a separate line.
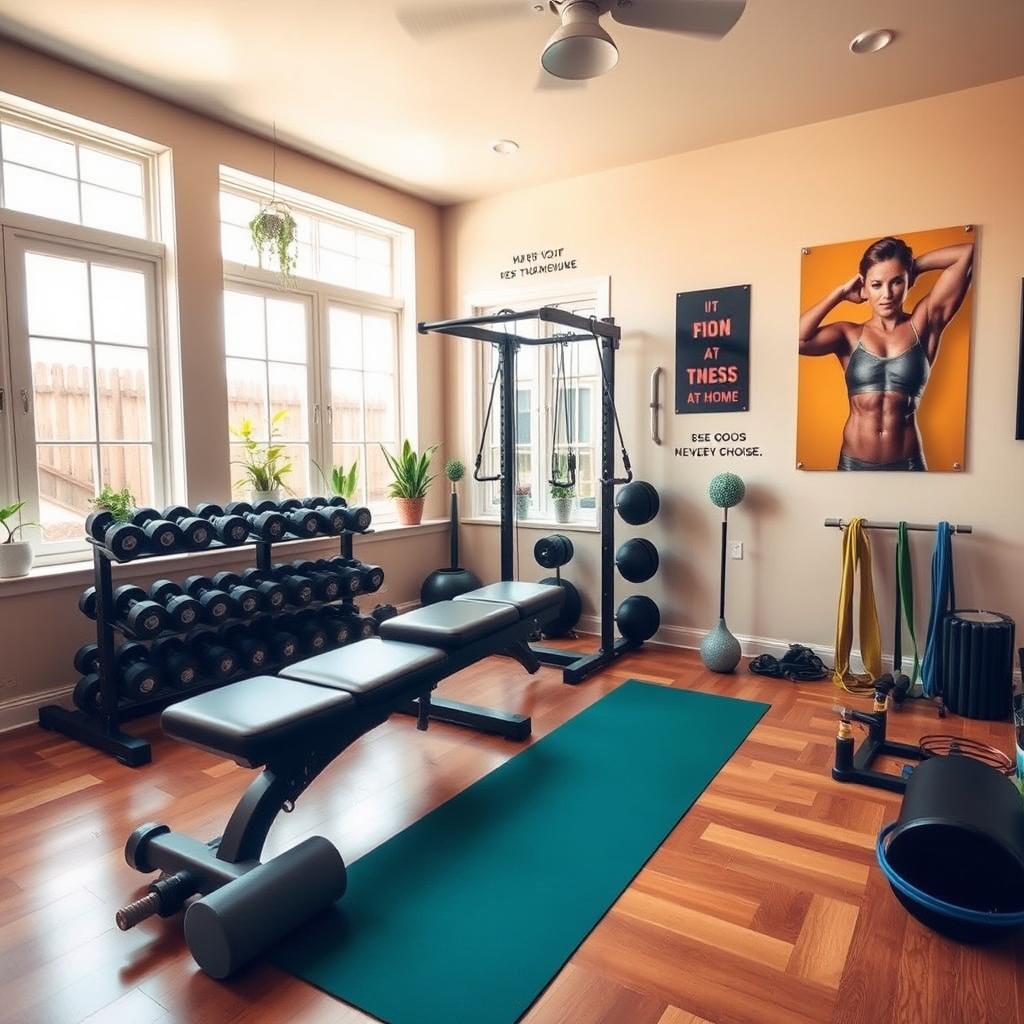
[894, 521, 920, 685]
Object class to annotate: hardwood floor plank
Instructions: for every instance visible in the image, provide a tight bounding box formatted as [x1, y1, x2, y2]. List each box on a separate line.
[787, 895, 860, 989]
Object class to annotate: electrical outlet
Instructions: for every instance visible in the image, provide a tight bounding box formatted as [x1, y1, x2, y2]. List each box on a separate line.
[730, 541, 744, 560]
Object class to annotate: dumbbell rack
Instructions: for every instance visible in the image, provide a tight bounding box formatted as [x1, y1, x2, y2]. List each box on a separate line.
[37, 529, 371, 767]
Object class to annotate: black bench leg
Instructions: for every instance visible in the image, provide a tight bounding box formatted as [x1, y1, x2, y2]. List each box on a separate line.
[417, 692, 431, 731]
[501, 640, 541, 674]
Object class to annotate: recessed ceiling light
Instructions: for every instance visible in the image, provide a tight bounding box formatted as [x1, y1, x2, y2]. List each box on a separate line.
[491, 139, 520, 155]
[849, 28, 896, 55]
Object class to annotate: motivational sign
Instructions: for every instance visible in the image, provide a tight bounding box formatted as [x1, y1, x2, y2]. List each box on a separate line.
[674, 432, 764, 459]
[500, 247, 578, 281]
[675, 285, 750, 413]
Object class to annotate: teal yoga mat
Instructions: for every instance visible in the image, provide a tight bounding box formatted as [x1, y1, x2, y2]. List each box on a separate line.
[274, 680, 768, 1024]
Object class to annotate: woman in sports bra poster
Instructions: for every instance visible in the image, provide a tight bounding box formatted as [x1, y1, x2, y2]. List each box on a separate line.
[796, 225, 975, 471]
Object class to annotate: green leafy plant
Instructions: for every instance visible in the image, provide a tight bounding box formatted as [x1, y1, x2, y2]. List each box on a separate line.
[231, 410, 293, 492]
[444, 458, 465, 484]
[550, 454, 576, 500]
[249, 201, 298, 280]
[90, 486, 136, 523]
[380, 440, 438, 500]
[0, 501, 34, 544]
[314, 458, 359, 502]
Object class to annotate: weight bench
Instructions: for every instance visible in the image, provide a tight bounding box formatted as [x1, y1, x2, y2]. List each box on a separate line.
[116, 582, 563, 979]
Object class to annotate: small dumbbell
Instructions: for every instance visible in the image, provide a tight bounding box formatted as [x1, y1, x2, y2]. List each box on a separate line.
[355, 560, 384, 593]
[73, 642, 102, 676]
[220, 624, 271, 672]
[206, 571, 261, 617]
[279, 611, 329, 656]
[277, 503, 323, 539]
[339, 505, 372, 532]
[301, 496, 329, 509]
[313, 559, 363, 596]
[148, 579, 203, 630]
[242, 567, 313, 607]
[79, 585, 168, 638]
[85, 510, 145, 561]
[150, 637, 201, 689]
[317, 607, 354, 647]
[194, 503, 251, 546]
[160, 506, 214, 551]
[115, 642, 162, 700]
[183, 576, 237, 624]
[284, 561, 341, 602]
[286, 498, 344, 534]
[188, 630, 239, 681]
[325, 496, 348, 508]
[251, 621, 300, 664]
[213, 570, 284, 614]
[223, 501, 288, 542]
[72, 674, 103, 714]
[132, 508, 186, 553]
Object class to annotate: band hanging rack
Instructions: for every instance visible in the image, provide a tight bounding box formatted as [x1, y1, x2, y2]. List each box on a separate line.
[824, 518, 973, 534]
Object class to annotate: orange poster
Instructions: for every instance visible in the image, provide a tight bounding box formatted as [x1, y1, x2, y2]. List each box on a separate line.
[796, 225, 974, 472]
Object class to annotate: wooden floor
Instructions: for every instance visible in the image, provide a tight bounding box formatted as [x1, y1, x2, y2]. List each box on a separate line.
[1, 641, 1021, 1024]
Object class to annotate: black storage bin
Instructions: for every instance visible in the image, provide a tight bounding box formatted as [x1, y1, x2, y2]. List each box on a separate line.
[941, 610, 1015, 720]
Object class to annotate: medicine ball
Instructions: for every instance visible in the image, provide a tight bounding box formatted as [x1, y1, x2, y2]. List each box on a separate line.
[539, 577, 582, 638]
[616, 595, 660, 643]
[534, 534, 574, 570]
[615, 480, 660, 526]
[615, 538, 659, 583]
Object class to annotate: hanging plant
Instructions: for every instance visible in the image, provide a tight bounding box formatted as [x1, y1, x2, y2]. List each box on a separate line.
[249, 200, 298, 280]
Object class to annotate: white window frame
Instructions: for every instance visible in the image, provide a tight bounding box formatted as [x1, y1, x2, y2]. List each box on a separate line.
[467, 278, 610, 527]
[219, 169, 416, 520]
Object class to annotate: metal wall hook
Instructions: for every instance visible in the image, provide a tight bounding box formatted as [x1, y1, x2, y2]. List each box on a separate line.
[649, 367, 662, 445]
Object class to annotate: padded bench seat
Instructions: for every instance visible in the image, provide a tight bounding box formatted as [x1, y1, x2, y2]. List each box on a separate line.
[379, 599, 518, 648]
[454, 581, 564, 617]
[161, 675, 356, 768]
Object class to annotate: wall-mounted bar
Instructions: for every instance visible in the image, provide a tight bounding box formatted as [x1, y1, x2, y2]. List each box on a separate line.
[824, 518, 973, 534]
[650, 367, 662, 445]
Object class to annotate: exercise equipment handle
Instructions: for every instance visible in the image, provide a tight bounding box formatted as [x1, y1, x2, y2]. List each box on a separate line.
[650, 367, 662, 445]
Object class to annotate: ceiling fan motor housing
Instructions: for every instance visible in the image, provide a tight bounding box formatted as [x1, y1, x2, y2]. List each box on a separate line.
[542, 0, 619, 80]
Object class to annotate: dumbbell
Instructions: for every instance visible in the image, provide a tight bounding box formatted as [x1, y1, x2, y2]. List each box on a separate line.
[325, 496, 348, 508]
[317, 607, 355, 647]
[73, 642, 102, 676]
[301, 496, 328, 509]
[220, 624, 271, 672]
[222, 501, 288, 542]
[150, 637, 201, 689]
[187, 630, 239, 681]
[213, 570, 285, 614]
[251, 620, 300, 664]
[274, 501, 323, 539]
[72, 674, 103, 714]
[85, 510, 145, 561]
[205, 572, 261, 617]
[114, 642, 162, 700]
[324, 607, 377, 641]
[285, 561, 342, 602]
[160, 506, 214, 551]
[79, 585, 168, 638]
[183, 576, 237, 624]
[132, 508, 186, 553]
[194, 503, 251, 546]
[242, 567, 314, 608]
[324, 556, 383, 594]
[339, 505, 372, 532]
[148, 579, 203, 630]
[313, 559, 363, 596]
[288, 498, 346, 534]
[278, 611, 329, 656]
[534, 534, 574, 570]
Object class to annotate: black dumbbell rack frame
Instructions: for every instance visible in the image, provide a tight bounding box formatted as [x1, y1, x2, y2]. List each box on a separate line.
[38, 529, 371, 767]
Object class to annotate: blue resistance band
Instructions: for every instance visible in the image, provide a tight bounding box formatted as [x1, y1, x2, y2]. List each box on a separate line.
[921, 521, 956, 698]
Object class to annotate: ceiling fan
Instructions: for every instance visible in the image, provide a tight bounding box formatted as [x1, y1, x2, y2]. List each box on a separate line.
[396, 1, 747, 82]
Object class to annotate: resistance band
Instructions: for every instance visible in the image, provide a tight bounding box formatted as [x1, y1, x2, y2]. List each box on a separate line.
[833, 517, 882, 693]
[893, 522, 920, 687]
[921, 521, 956, 698]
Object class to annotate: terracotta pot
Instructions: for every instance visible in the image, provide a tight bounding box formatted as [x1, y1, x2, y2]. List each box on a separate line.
[395, 497, 425, 526]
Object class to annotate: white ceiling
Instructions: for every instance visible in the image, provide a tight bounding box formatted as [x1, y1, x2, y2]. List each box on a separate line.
[1, 0, 1023, 206]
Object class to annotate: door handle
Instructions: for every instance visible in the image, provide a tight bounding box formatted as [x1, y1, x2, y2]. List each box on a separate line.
[20, 389, 29, 414]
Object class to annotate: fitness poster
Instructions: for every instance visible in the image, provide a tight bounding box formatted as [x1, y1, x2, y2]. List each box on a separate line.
[796, 225, 975, 472]
[675, 285, 750, 413]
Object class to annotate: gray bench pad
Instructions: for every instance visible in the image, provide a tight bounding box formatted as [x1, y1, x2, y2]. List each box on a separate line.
[378, 599, 518, 648]
[162, 675, 355, 768]
[281, 638, 446, 701]
[455, 581, 564, 617]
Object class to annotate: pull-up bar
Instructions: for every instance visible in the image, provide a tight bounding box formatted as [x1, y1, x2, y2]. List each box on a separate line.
[824, 518, 973, 534]
[418, 306, 621, 346]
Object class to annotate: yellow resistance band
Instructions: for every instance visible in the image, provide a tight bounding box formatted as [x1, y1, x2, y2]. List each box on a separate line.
[833, 517, 882, 693]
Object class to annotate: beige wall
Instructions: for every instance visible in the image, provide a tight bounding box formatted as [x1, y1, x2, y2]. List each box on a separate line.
[0, 40, 448, 713]
[444, 76, 1024, 660]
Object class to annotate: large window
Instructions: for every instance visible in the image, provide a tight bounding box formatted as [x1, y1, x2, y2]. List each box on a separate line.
[474, 288, 606, 524]
[220, 173, 409, 516]
[0, 104, 166, 563]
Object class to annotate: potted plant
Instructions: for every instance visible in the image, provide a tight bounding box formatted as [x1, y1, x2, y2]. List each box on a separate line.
[419, 457, 482, 605]
[515, 483, 532, 519]
[249, 200, 298, 281]
[231, 410, 292, 503]
[0, 500, 35, 578]
[550, 454, 575, 524]
[90, 485, 136, 522]
[380, 440, 437, 526]
[315, 458, 359, 503]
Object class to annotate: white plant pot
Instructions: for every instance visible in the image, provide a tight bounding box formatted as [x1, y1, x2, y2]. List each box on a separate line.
[0, 540, 33, 578]
[515, 495, 531, 519]
[251, 488, 281, 506]
[553, 496, 574, 524]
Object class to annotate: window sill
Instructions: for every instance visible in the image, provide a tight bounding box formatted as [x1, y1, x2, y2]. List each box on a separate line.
[0, 519, 448, 598]
[462, 516, 600, 534]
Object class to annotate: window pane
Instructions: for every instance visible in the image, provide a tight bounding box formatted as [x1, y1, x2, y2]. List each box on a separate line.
[357, 232, 390, 265]
[3, 163, 80, 223]
[36, 444, 95, 543]
[320, 248, 356, 288]
[292, 212, 314, 243]
[332, 444, 364, 504]
[279, 443, 310, 497]
[226, 357, 268, 439]
[356, 261, 390, 295]
[294, 241, 315, 278]
[220, 190, 259, 227]
[100, 444, 154, 508]
[221, 223, 257, 264]
[96, 345, 151, 441]
[331, 369, 363, 441]
[1, 123, 76, 175]
[81, 184, 146, 237]
[320, 221, 355, 255]
[266, 298, 306, 363]
[578, 386, 593, 444]
[224, 291, 266, 359]
[268, 362, 308, 442]
[79, 147, 143, 195]
[364, 373, 395, 443]
[517, 344, 537, 380]
[516, 389, 531, 444]
[365, 444, 392, 507]
[362, 315, 395, 372]
[329, 307, 362, 369]
[30, 338, 95, 441]
[25, 252, 91, 340]
[91, 264, 148, 346]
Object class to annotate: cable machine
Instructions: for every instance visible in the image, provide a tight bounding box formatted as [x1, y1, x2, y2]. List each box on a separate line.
[418, 306, 643, 684]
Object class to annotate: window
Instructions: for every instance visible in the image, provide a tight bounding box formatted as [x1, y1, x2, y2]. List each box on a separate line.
[219, 172, 411, 517]
[0, 102, 167, 564]
[473, 286, 608, 524]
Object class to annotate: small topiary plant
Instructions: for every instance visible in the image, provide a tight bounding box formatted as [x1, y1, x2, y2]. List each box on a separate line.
[90, 486, 136, 523]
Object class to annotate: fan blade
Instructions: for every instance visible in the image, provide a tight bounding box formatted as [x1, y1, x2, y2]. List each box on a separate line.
[610, 0, 746, 38]
[536, 68, 588, 90]
[396, 1, 532, 40]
